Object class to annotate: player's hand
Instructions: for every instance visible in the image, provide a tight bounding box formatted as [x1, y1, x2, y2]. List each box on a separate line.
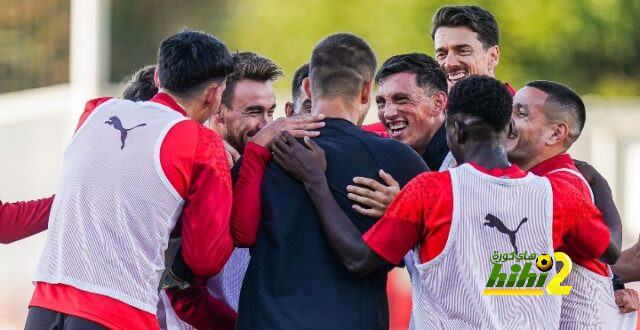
[223, 140, 240, 167]
[615, 288, 639, 313]
[272, 130, 326, 185]
[251, 114, 325, 149]
[347, 169, 400, 218]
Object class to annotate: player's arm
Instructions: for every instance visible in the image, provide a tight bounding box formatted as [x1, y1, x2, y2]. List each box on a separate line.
[0, 98, 113, 245]
[273, 131, 422, 276]
[165, 280, 236, 330]
[229, 142, 271, 247]
[612, 235, 640, 283]
[573, 160, 622, 251]
[179, 125, 234, 279]
[0, 196, 53, 244]
[553, 179, 620, 264]
[231, 114, 325, 247]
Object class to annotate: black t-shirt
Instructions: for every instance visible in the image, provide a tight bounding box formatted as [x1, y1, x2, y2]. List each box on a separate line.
[422, 124, 449, 171]
[238, 118, 428, 330]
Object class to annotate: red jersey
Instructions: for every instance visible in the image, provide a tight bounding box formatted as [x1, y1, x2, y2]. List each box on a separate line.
[530, 153, 609, 276]
[167, 141, 272, 330]
[28, 93, 234, 329]
[0, 197, 52, 244]
[361, 122, 390, 138]
[364, 162, 610, 265]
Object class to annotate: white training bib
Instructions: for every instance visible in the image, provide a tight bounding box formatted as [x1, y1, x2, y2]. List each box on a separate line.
[409, 164, 559, 329]
[34, 99, 187, 313]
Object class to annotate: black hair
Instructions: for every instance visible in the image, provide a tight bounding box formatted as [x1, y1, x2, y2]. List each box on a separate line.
[431, 5, 499, 49]
[221, 51, 283, 108]
[448, 75, 512, 133]
[310, 33, 377, 101]
[291, 63, 310, 101]
[375, 53, 447, 95]
[157, 29, 233, 96]
[122, 65, 158, 101]
[525, 80, 586, 133]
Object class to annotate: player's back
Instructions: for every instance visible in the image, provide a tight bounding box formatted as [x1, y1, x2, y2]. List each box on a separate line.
[34, 99, 188, 313]
[409, 164, 561, 329]
[237, 118, 428, 330]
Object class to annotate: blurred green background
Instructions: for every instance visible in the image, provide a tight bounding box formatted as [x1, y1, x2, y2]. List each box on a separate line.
[1, 0, 639, 97]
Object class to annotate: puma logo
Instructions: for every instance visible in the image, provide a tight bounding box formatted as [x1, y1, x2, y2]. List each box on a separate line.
[484, 214, 528, 253]
[105, 116, 147, 149]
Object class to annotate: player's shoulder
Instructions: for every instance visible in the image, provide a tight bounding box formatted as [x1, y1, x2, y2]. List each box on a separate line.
[376, 136, 425, 163]
[547, 170, 591, 196]
[84, 97, 114, 112]
[411, 170, 451, 187]
[547, 171, 591, 199]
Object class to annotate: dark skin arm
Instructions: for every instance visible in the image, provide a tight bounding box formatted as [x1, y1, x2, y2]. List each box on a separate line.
[573, 160, 622, 264]
[272, 131, 388, 276]
[611, 235, 640, 283]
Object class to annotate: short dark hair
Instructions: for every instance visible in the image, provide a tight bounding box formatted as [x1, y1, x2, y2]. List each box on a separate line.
[157, 30, 233, 96]
[431, 5, 499, 49]
[291, 63, 310, 101]
[122, 65, 158, 102]
[526, 80, 586, 142]
[221, 52, 283, 108]
[310, 33, 377, 101]
[375, 53, 447, 95]
[448, 75, 512, 133]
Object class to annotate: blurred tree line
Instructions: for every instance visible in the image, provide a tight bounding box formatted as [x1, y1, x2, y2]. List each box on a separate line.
[1, 0, 639, 97]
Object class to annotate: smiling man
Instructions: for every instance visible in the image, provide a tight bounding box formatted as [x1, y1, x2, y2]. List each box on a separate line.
[431, 5, 511, 92]
[375, 53, 448, 170]
[210, 52, 281, 154]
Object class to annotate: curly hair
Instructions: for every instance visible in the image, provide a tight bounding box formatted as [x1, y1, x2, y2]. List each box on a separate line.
[447, 75, 512, 132]
[122, 65, 157, 102]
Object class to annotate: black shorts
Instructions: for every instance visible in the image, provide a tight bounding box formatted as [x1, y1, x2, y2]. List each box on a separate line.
[25, 306, 107, 330]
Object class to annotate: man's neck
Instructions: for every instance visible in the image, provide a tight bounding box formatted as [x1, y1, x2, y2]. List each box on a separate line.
[159, 88, 196, 120]
[460, 141, 511, 170]
[312, 98, 361, 126]
[414, 117, 445, 155]
[515, 147, 566, 171]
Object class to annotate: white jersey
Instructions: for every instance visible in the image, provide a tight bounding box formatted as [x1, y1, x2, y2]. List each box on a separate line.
[559, 264, 637, 329]
[409, 164, 560, 329]
[158, 248, 250, 329]
[551, 168, 637, 329]
[34, 99, 187, 313]
[404, 152, 456, 287]
[438, 151, 457, 172]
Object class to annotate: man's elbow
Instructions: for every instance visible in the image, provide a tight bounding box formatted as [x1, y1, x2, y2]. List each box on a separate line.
[0, 235, 16, 245]
[195, 238, 234, 278]
[599, 241, 621, 265]
[345, 260, 373, 277]
[344, 250, 381, 277]
[232, 231, 256, 248]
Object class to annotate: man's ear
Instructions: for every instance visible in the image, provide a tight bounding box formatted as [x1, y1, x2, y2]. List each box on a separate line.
[487, 45, 500, 74]
[302, 77, 312, 100]
[204, 80, 226, 114]
[361, 80, 373, 105]
[454, 120, 468, 145]
[432, 90, 448, 115]
[547, 123, 569, 146]
[284, 101, 295, 117]
[154, 67, 161, 88]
